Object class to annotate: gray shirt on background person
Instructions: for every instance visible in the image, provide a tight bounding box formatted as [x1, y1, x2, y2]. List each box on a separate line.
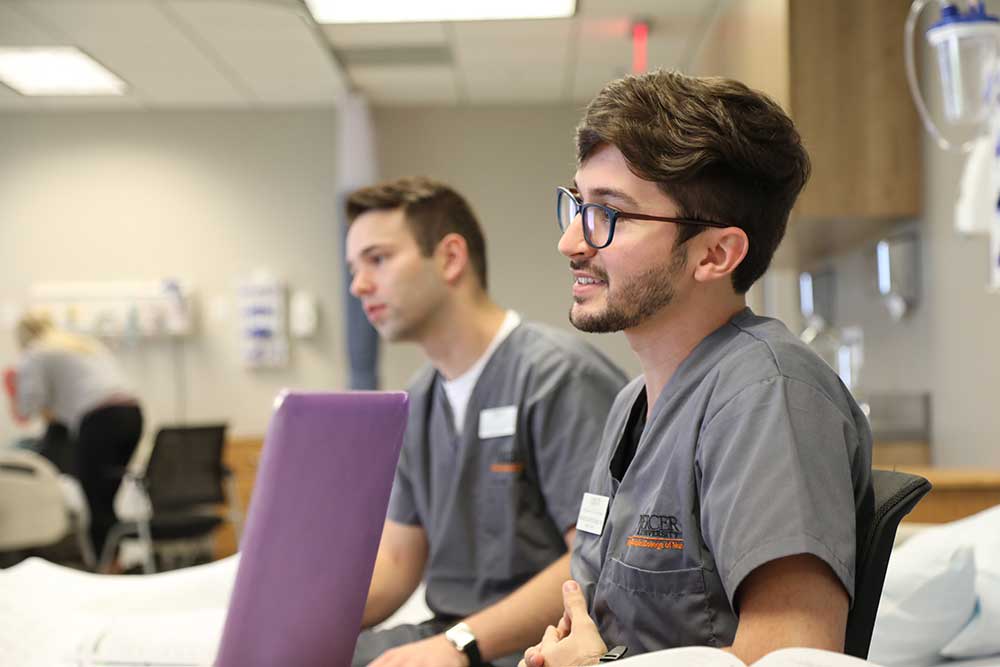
[16, 346, 133, 435]
[572, 308, 874, 655]
[388, 322, 628, 626]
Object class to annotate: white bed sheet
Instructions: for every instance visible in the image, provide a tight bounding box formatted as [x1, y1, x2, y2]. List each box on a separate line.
[0, 556, 238, 666]
[931, 657, 1000, 667]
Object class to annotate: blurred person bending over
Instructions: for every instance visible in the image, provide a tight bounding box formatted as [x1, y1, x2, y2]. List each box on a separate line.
[345, 177, 627, 667]
[5, 312, 143, 556]
[520, 70, 874, 666]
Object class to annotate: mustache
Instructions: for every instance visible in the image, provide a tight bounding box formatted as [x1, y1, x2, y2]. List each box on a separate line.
[569, 260, 609, 282]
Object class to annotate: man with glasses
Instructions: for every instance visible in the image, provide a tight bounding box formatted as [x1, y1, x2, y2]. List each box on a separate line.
[520, 71, 874, 666]
[344, 177, 627, 667]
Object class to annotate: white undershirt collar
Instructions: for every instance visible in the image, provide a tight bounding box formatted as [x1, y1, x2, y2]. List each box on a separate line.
[441, 310, 521, 432]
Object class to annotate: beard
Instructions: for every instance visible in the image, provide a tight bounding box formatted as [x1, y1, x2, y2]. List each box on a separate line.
[569, 246, 687, 333]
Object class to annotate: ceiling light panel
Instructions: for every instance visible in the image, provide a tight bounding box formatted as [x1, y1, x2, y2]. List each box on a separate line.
[0, 47, 126, 96]
[306, 0, 576, 24]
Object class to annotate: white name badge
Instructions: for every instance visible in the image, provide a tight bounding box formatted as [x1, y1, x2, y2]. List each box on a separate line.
[478, 405, 518, 439]
[576, 493, 610, 536]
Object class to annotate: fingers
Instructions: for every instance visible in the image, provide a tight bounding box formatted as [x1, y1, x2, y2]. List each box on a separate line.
[542, 625, 560, 644]
[556, 612, 571, 637]
[561, 580, 591, 623]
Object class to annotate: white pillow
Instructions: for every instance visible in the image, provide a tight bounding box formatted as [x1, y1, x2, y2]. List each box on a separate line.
[940, 508, 1000, 658]
[868, 533, 976, 667]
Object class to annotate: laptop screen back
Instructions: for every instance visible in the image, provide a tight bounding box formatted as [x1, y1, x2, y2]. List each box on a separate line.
[215, 391, 408, 667]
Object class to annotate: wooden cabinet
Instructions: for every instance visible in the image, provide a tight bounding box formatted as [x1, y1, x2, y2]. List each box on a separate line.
[692, 0, 923, 264]
[789, 0, 922, 261]
[214, 436, 264, 559]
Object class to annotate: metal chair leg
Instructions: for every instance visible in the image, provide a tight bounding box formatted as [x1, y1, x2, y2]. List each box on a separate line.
[137, 519, 156, 574]
[99, 523, 131, 573]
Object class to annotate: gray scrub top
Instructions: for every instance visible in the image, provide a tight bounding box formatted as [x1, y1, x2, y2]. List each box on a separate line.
[16, 345, 133, 435]
[388, 322, 628, 620]
[571, 308, 873, 655]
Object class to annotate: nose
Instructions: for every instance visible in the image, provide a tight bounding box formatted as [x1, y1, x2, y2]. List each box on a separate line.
[558, 212, 597, 260]
[349, 269, 373, 299]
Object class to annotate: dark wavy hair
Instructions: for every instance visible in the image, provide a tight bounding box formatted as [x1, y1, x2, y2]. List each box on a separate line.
[576, 70, 811, 294]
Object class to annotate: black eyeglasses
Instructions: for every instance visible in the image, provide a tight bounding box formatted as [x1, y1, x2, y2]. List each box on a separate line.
[556, 186, 729, 249]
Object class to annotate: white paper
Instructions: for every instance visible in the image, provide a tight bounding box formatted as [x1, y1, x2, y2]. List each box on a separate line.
[478, 406, 518, 439]
[576, 492, 611, 536]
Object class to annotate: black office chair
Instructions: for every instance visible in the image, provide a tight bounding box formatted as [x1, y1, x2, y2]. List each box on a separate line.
[99, 424, 243, 573]
[844, 469, 932, 658]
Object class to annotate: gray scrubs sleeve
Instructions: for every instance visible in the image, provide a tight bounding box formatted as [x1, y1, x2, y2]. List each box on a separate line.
[15, 356, 47, 419]
[386, 444, 421, 526]
[697, 376, 858, 608]
[528, 364, 623, 534]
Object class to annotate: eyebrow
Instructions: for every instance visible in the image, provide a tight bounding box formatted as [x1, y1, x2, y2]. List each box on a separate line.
[570, 180, 640, 209]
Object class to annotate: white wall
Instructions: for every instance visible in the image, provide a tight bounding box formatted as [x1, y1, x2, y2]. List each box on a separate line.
[922, 135, 1000, 466]
[0, 105, 641, 446]
[0, 110, 343, 443]
[817, 224, 933, 398]
[372, 105, 641, 389]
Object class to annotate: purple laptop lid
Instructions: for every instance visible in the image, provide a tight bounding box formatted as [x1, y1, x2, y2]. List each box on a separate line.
[215, 391, 408, 667]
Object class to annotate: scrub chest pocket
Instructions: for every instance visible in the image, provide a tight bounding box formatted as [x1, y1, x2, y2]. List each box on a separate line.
[476, 434, 538, 579]
[593, 559, 720, 651]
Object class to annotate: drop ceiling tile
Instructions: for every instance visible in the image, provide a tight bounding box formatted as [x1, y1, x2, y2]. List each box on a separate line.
[323, 22, 448, 48]
[452, 19, 573, 65]
[17, 0, 248, 106]
[349, 64, 457, 105]
[33, 95, 145, 110]
[166, 0, 345, 105]
[578, 0, 718, 19]
[0, 83, 31, 109]
[464, 74, 564, 104]
[0, 3, 59, 45]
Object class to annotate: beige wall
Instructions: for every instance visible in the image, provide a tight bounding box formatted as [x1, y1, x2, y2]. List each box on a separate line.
[372, 105, 641, 389]
[0, 110, 343, 443]
[0, 105, 640, 447]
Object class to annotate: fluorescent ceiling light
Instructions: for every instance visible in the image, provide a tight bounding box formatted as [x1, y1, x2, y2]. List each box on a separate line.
[0, 47, 126, 96]
[305, 0, 576, 24]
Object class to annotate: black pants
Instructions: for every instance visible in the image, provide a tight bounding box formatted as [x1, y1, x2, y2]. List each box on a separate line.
[76, 404, 143, 556]
[20, 421, 74, 474]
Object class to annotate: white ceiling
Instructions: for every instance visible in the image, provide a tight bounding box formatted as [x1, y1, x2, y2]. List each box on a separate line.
[0, 0, 722, 110]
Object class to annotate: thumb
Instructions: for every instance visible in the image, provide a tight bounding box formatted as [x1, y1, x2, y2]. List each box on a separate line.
[562, 580, 590, 623]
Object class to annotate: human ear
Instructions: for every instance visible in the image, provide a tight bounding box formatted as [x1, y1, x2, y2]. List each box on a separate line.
[436, 233, 471, 285]
[692, 228, 749, 284]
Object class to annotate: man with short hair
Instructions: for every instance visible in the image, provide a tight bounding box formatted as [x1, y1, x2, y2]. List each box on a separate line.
[521, 71, 874, 666]
[345, 177, 627, 667]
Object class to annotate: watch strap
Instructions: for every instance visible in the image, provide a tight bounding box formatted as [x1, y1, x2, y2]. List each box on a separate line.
[445, 623, 483, 667]
[599, 645, 629, 662]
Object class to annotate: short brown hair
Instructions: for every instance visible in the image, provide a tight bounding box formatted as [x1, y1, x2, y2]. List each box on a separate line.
[347, 177, 488, 290]
[576, 70, 810, 294]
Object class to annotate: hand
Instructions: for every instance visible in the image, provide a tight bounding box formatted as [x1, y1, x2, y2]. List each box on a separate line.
[368, 633, 469, 667]
[519, 580, 607, 667]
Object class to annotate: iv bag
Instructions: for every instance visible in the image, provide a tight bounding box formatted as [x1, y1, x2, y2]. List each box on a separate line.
[928, 19, 1000, 124]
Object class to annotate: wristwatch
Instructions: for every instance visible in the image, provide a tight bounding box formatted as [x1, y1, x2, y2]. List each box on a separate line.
[599, 645, 629, 662]
[445, 622, 483, 667]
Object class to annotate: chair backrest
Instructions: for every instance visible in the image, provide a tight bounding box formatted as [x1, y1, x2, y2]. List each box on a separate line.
[144, 424, 228, 511]
[844, 469, 932, 658]
[0, 450, 69, 550]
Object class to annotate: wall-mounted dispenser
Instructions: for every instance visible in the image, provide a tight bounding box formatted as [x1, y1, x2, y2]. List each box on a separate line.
[798, 268, 836, 343]
[875, 232, 920, 321]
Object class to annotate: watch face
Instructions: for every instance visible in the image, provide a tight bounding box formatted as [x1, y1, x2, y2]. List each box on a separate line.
[447, 625, 475, 650]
